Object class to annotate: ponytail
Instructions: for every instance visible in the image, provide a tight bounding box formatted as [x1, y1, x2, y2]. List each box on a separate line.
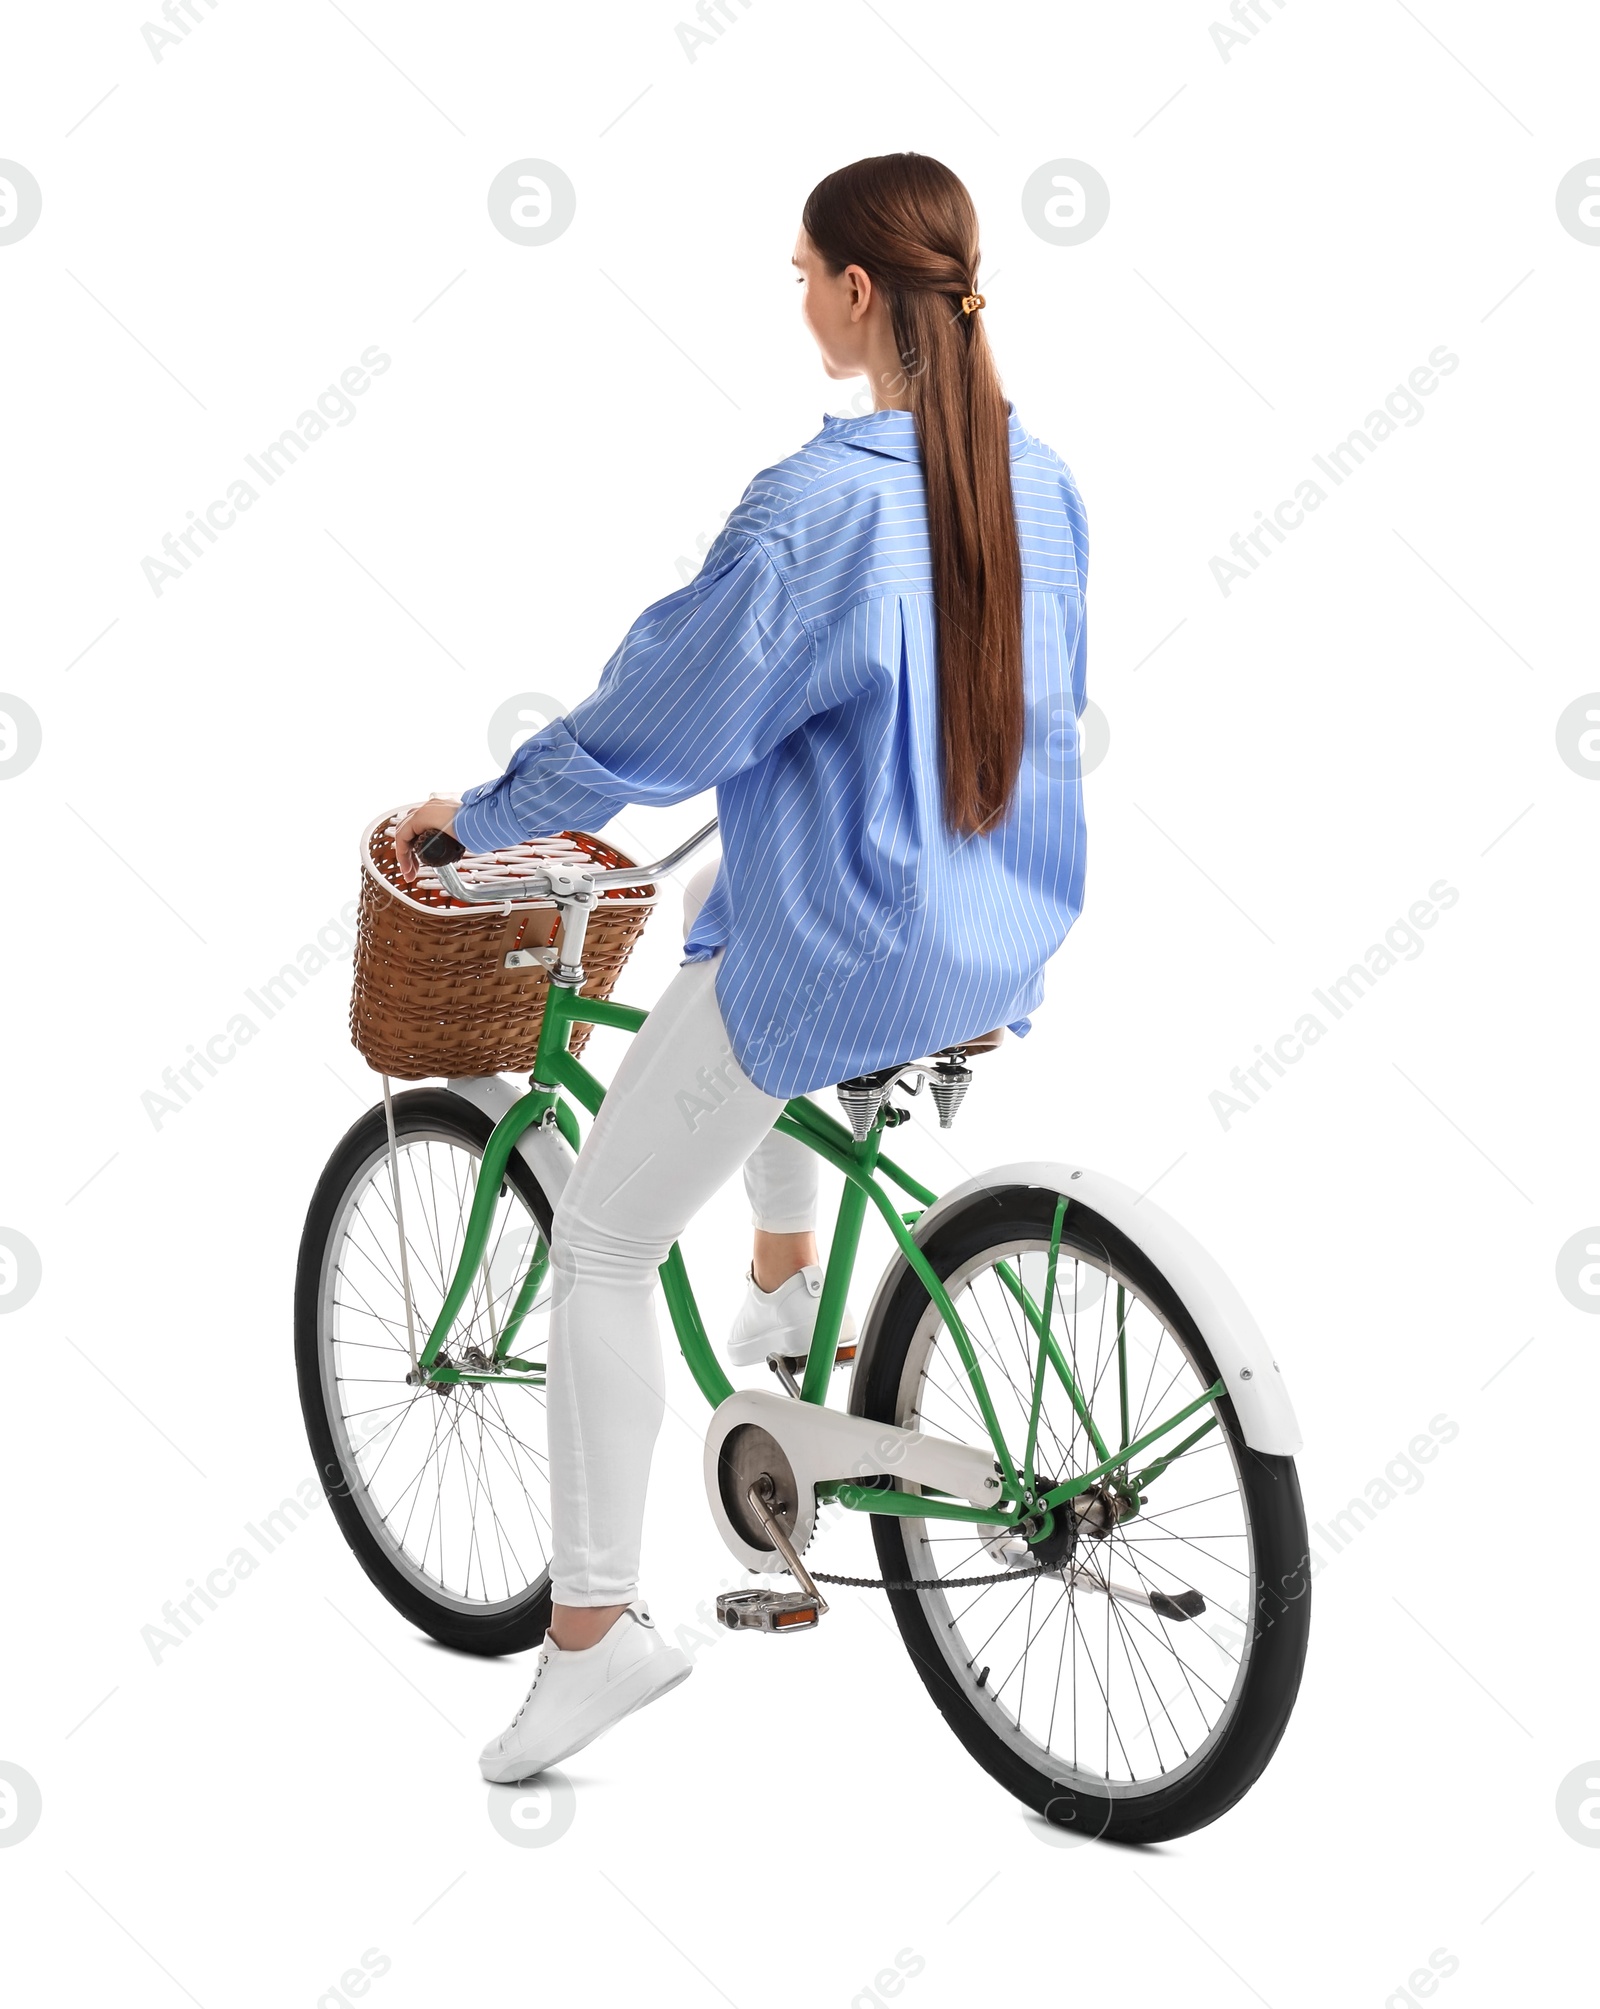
[803, 153, 1023, 837]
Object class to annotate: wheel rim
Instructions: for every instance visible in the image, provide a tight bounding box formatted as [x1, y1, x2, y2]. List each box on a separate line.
[893, 1237, 1255, 1800]
[318, 1126, 553, 1616]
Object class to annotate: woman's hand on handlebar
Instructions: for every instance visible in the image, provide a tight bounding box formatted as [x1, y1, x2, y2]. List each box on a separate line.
[394, 797, 462, 883]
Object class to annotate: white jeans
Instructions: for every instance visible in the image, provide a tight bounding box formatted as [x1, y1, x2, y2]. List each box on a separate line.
[546, 862, 818, 1605]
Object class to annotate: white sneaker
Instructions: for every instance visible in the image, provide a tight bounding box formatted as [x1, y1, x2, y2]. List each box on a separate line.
[727, 1263, 857, 1370]
[477, 1602, 691, 1783]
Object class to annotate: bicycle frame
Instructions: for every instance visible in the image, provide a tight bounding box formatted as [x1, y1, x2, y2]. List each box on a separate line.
[413, 964, 1222, 1539]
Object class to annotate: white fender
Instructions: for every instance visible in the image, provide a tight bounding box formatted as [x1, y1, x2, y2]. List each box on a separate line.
[848, 1160, 1302, 1457]
[444, 1076, 575, 1219]
[704, 1386, 1003, 1573]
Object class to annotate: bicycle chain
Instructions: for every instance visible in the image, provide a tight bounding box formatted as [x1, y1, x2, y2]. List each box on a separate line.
[811, 1564, 1064, 1592]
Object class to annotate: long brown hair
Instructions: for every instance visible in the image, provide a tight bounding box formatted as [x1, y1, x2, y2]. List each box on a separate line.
[803, 153, 1023, 837]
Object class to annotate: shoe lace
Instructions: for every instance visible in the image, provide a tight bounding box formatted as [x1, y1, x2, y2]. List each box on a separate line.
[509, 1645, 550, 1729]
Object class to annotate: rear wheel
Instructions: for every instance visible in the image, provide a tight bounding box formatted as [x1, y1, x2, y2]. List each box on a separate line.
[295, 1088, 558, 1655]
[861, 1184, 1309, 1842]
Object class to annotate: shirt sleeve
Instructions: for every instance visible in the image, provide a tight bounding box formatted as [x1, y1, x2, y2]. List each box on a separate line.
[454, 530, 815, 854]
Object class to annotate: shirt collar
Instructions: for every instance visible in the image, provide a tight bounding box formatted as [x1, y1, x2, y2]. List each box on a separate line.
[819, 402, 1029, 463]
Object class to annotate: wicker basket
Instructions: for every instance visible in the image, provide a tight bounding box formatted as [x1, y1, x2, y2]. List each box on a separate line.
[350, 810, 658, 1080]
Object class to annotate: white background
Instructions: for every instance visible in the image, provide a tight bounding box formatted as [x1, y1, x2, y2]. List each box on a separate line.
[1, 1, 1596, 2002]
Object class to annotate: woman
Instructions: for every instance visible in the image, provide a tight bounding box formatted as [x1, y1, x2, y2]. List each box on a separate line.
[395, 152, 1090, 1782]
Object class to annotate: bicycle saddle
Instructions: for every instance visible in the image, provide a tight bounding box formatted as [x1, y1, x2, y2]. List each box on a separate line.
[930, 1026, 1006, 1061]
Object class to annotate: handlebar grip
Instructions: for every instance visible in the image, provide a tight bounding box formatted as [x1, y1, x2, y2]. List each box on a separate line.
[415, 828, 467, 867]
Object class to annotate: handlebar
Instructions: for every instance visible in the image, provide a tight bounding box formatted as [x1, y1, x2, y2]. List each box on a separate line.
[426, 816, 719, 906]
[415, 828, 466, 868]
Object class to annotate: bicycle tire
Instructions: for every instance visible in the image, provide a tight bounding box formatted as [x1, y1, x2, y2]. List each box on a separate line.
[860, 1182, 1310, 1844]
[294, 1086, 559, 1656]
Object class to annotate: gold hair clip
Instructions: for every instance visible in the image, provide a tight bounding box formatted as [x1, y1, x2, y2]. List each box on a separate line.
[960, 292, 986, 315]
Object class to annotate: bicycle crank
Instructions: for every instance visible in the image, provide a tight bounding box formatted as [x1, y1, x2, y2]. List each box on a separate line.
[704, 1388, 1001, 1575]
[715, 1479, 829, 1633]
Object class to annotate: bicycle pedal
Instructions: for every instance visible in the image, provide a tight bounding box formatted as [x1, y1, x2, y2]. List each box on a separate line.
[770, 1341, 857, 1376]
[715, 1589, 823, 1633]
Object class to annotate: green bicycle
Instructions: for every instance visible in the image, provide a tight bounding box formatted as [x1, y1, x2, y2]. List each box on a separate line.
[295, 819, 1310, 1842]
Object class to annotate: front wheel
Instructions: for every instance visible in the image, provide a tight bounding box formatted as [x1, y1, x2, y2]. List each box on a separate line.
[295, 1087, 560, 1655]
[860, 1183, 1309, 1843]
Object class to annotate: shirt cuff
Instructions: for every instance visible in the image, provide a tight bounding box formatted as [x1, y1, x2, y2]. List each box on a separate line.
[453, 783, 527, 856]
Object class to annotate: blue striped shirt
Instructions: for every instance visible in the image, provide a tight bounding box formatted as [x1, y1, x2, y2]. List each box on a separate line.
[454, 405, 1089, 1098]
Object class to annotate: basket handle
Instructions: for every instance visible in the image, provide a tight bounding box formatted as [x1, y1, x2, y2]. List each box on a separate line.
[428, 816, 720, 906]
